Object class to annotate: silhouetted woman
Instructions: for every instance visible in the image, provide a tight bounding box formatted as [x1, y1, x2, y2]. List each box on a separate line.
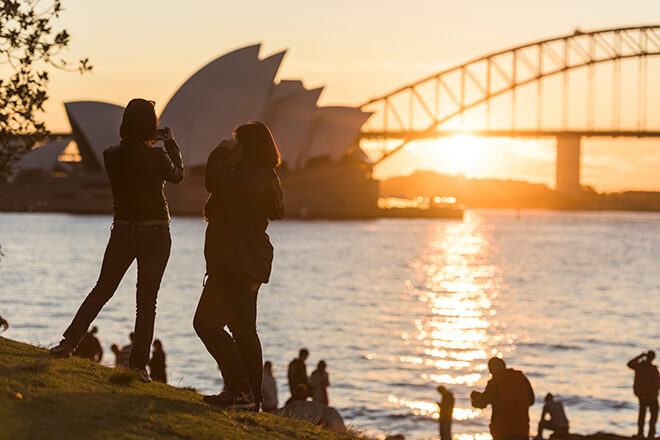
[194, 121, 284, 410]
[310, 360, 330, 406]
[50, 99, 184, 383]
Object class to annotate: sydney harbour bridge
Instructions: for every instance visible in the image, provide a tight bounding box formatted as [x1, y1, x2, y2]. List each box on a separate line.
[357, 25, 660, 195]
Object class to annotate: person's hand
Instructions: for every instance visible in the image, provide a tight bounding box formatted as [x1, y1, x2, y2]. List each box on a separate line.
[219, 137, 238, 151]
[163, 127, 174, 142]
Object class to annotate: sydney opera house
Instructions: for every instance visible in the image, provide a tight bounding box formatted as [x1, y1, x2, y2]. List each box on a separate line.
[1, 45, 379, 218]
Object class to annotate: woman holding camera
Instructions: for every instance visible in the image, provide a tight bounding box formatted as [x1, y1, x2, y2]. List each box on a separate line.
[194, 121, 284, 411]
[50, 98, 184, 384]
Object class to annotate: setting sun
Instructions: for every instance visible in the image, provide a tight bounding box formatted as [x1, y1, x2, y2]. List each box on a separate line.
[409, 134, 496, 177]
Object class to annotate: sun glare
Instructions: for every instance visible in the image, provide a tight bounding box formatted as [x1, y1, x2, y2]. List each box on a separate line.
[410, 134, 495, 177]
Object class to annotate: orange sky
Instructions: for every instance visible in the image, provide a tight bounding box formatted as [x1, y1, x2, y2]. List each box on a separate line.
[13, 0, 660, 191]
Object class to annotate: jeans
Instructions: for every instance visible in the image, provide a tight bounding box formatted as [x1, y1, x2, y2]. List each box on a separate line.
[638, 398, 658, 438]
[63, 223, 171, 369]
[193, 271, 262, 403]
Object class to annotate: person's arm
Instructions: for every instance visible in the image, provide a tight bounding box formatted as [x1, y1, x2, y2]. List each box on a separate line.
[525, 375, 535, 406]
[627, 353, 645, 370]
[540, 403, 549, 422]
[205, 145, 269, 197]
[471, 380, 497, 409]
[326, 372, 330, 387]
[158, 136, 184, 184]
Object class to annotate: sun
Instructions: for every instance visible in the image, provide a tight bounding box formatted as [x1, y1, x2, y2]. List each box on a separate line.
[411, 134, 494, 177]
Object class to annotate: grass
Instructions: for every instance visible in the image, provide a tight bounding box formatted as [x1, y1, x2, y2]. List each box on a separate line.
[0, 337, 364, 440]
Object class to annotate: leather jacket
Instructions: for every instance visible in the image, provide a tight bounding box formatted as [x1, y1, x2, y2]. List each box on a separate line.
[103, 139, 184, 222]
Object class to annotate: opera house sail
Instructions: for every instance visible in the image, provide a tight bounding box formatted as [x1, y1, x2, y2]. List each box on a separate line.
[0, 44, 379, 218]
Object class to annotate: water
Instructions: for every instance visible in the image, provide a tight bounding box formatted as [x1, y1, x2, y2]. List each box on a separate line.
[1, 211, 658, 439]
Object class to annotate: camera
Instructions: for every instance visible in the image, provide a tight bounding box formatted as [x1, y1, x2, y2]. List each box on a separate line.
[156, 128, 168, 141]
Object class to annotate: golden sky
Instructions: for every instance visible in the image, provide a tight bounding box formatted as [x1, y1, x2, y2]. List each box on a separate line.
[25, 0, 660, 191]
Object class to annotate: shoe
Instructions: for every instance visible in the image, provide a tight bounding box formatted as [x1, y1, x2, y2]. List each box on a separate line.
[203, 389, 235, 408]
[50, 339, 74, 358]
[229, 391, 255, 410]
[133, 367, 152, 383]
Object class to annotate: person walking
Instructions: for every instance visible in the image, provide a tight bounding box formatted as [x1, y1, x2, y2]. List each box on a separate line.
[436, 385, 454, 440]
[310, 360, 330, 406]
[262, 361, 278, 412]
[73, 326, 103, 362]
[288, 348, 310, 402]
[49, 98, 184, 384]
[148, 339, 167, 383]
[535, 393, 569, 439]
[628, 351, 659, 439]
[471, 357, 535, 440]
[194, 121, 284, 411]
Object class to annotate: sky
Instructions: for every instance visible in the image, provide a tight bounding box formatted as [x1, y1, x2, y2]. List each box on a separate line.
[22, 0, 660, 191]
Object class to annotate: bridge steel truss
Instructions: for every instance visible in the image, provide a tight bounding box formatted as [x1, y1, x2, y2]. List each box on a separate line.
[359, 25, 660, 164]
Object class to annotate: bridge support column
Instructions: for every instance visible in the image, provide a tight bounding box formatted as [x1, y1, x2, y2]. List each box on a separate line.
[555, 135, 581, 196]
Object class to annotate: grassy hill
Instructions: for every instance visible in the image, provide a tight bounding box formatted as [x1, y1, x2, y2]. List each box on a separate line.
[0, 337, 360, 440]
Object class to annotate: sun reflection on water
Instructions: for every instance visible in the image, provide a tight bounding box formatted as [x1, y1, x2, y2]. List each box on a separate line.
[385, 215, 511, 437]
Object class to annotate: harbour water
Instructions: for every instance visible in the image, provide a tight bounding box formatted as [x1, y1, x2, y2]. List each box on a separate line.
[0, 211, 658, 439]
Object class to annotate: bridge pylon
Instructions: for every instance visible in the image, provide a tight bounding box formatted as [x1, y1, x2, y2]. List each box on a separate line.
[555, 135, 581, 196]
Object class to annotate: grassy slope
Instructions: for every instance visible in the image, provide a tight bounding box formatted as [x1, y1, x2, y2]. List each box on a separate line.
[0, 337, 360, 440]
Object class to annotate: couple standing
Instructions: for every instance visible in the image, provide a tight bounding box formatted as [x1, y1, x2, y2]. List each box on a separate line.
[49, 98, 284, 412]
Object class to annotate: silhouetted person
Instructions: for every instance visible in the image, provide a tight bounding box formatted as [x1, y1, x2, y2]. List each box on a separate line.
[288, 348, 310, 401]
[535, 393, 569, 439]
[117, 332, 135, 369]
[310, 360, 330, 406]
[628, 351, 659, 439]
[471, 357, 535, 440]
[73, 326, 103, 362]
[0, 315, 8, 332]
[194, 122, 284, 411]
[148, 339, 167, 383]
[262, 361, 278, 412]
[50, 98, 184, 384]
[110, 344, 121, 367]
[436, 385, 454, 440]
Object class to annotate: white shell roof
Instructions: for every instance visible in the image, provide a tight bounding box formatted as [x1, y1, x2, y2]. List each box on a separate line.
[63, 44, 372, 173]
[301, 106, 373, 168]
[18, 137, 72, 171]
[160, 44, 285, 168]
[265, 80, 323, 170]
[65, 101, 123, 168]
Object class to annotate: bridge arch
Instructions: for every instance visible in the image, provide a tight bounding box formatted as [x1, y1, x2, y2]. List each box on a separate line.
[359, 24, 660, 176]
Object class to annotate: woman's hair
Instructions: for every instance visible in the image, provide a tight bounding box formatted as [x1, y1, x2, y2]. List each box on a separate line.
[234, 121, 281, 168]
[120, 98, 158, 142]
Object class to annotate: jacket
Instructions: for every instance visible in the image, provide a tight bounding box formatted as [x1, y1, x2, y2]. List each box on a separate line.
[103, 139, 184, 222]
[472, 368, 535, 439]
[203, 146, 284, 283]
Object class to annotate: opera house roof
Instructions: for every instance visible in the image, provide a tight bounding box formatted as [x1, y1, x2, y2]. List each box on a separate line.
[22, 44, 372, 173]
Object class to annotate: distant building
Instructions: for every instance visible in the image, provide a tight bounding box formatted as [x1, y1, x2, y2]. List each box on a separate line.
[1, 44, 379, 218]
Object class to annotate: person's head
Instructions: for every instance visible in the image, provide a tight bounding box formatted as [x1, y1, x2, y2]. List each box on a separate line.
[487, 357, 507, 375]
[120, 98, 158, 144]
[111, 343, 120, 354]
[437, 385, 447, 394]
[317, 360, 326, 371]
[545, 393, 554, 403]
[233, 121, 281, 169]
[153, 339, 162, 351]
[90, 326, 98, 334]
[264, 360, 272, 373]
[129, 332, 135, 343]
[299, 348, 309, 361]
[648, 350, 656, 362]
